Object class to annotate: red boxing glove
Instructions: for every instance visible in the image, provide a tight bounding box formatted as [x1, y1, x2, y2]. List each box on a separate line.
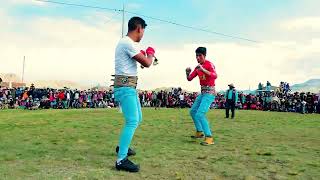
[140, 50, 146, 56]
[146, 47, 155, 56]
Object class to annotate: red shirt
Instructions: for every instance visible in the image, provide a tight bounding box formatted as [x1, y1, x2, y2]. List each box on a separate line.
[49, 94, 54, 102]
[187, 60, 217, 86]
[58, 92, 65, 100]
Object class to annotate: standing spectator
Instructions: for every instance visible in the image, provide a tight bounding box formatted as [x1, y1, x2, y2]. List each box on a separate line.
[258, 82, 263, 96]
[66, 90, 71, 108]
[179, 92, 185, 108]
[316, 91, 320, 113]
[152, 91, 157, 107]
[156, 90, 163, 109]
[225, 83, 238, 119]
[266, 81, 271, 92]
[306, 92, 314, 113]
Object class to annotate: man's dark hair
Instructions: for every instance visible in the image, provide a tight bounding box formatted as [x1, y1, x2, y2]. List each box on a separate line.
[128, 17, 147, 32]
[195, 47, 207, 56]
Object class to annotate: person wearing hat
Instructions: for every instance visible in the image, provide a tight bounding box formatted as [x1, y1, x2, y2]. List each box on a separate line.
[186, 47, 218, 146]
[225, 83, 238, 119]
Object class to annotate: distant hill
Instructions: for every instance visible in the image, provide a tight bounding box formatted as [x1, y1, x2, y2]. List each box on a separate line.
[0, 73, 89, 90]
[27, 80, 89, 90]
[291, 79, 320, 93]
[237, 79, 320, 94]
[124, 79, 320, 94]
[0, 73, 21, 82]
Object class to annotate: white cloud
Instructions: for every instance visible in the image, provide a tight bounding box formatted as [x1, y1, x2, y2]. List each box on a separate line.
[0, 9, 319, 92]
[281, 17, 320, 31]
[126, 3, 142, 10]
[138, 39, 320, 91]
[0, 10, 121, 87]
[8, 0, 47, 6]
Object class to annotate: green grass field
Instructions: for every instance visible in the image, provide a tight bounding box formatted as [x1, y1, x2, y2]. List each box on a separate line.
[0, 108, 319, 180]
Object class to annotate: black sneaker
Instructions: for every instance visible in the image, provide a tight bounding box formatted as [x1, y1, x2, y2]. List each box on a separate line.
[116, 146, 136, 156]
[115, 157, 140, 172]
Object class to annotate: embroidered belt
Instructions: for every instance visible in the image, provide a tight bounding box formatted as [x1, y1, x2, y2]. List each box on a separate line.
[113, 75, 138, 88]
[201, 86, 216, 95]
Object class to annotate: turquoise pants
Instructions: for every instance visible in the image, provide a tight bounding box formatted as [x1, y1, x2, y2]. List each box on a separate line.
[190, 94, 215, 137]
[114, 87, 142, 160]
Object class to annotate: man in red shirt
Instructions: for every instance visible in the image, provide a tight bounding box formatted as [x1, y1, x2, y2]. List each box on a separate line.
[186, 47, 218, 145]
[58, 90, 65, 101]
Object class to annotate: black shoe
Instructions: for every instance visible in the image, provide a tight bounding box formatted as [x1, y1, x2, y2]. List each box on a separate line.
[116, 146, 136, 156]
[115, 157, 140, 172]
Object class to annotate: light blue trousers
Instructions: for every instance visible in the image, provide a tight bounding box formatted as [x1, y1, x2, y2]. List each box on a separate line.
[190, 94, 215, 137]
[114, 87, 142, 160]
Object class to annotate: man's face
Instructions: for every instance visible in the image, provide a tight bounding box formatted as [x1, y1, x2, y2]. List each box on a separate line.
[196, 53, 205, 64]
[136, 26, 145, 42]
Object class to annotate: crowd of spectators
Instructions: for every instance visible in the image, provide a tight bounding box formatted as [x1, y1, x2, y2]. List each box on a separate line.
[1, 82, 319, 114]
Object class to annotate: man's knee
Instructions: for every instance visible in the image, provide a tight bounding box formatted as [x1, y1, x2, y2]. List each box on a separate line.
[195, 111, 205, 120]
[125, 116, 139, 128]
[190, 109, 197, 117]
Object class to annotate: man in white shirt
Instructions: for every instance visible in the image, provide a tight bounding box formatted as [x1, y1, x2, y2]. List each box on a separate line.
[113, 17, 155, 172]
[179, 93, 185, 108]
[179, 93, 184, 101]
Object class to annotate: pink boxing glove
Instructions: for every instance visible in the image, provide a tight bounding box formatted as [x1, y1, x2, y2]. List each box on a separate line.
[140, 50, 146, 56]
[146, 47, 155, 56]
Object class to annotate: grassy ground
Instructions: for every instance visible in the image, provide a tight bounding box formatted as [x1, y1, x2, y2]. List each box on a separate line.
[0, 108, 319, 180]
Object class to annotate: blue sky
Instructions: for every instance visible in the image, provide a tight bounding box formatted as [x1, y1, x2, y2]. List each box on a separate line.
[8, 0, 318, 43]
[1, 0, 320, 91]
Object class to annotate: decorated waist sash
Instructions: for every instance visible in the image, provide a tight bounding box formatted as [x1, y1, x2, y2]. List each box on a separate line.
[113, 75, 138, 88]
[201, 86, 216, 95]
